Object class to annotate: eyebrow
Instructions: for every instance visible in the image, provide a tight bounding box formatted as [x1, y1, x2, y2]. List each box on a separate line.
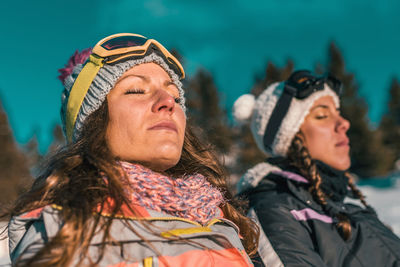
[114, 75, 176, 90]
[164, 80, 176, 87]
[310, 105, 330, 111]
[114, 74, 150, 88]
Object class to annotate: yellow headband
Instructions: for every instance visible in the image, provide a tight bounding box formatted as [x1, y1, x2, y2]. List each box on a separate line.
[65, 54, 104, 142]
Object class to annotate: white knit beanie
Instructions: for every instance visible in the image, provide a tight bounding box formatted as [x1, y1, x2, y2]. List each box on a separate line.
[233, 82, 340, 157]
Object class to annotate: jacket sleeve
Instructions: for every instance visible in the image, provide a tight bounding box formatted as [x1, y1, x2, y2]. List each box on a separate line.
[9, 220, 47, 264]
[251, 195, 328, 267]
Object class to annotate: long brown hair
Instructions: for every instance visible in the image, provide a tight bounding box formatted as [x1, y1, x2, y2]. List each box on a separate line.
[4, 100, 258, 266]
[287, 132, 368, 241]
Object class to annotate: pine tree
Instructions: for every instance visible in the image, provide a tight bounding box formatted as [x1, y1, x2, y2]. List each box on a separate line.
[0, 97, 33, 210]
[379, 78, 400, 168]
[185, 69, 233, 154]
[251, 61, 294, 97]
[22, 125, 66, 177]
[23, 134, 42, 177]
[326, 43, 394, 177]
[48, 124, 66, 154]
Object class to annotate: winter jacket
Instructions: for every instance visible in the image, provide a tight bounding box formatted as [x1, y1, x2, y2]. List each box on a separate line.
[237, 160, 400, 267]
[8, 202, 253, 266]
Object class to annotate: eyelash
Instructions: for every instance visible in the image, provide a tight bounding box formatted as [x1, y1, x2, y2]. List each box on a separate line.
[125, 89, 145, 95]
[316, 115, 328, 119]
[125, 89, 181, 104]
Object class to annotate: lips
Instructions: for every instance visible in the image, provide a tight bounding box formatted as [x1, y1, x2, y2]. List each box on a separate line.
[335, 137, 349, 147]
[148, 121, 177, 132]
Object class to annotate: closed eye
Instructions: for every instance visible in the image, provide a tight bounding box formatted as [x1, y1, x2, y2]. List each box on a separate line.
[125, 89, 145, 95]
[315, 115, 328, 119]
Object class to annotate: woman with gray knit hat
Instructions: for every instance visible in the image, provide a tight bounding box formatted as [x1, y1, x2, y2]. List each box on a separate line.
[233, 70, 400, 267]
[4, 33, 258, 266]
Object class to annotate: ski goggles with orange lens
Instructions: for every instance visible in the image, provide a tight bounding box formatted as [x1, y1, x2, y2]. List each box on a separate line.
[92, 33, 185, 79]
[65, 33, 185, 142]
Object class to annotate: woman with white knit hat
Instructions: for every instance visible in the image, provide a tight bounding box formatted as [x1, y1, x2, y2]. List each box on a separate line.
[233, 70, 400, 267]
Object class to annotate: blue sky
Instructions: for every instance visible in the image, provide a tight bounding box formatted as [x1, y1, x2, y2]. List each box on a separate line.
[1, 0, 400, 152]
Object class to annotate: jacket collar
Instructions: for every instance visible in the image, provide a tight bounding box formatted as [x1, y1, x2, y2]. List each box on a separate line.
[236, 161, 283, 194]
[237, 159, 350, 212]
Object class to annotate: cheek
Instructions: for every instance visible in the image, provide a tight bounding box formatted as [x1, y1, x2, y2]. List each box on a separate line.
[110, 100, 145, 124]
[176, 110, 187, 142]
[107, 103, 145, 144]
[301, 122, 350, 170]
[301, 124, 333, 155]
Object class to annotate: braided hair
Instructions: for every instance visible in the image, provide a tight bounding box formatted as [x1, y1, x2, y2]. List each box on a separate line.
[287, 132, 368, 240]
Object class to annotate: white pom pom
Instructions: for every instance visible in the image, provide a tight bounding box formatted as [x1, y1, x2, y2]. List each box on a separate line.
[232, 94, 256, 122]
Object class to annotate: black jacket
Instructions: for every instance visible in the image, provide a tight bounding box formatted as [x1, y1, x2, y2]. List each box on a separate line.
[237, 160, 400, 267]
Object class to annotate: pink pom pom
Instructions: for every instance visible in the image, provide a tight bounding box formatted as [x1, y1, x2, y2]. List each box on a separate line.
[58, 48, 92, 84]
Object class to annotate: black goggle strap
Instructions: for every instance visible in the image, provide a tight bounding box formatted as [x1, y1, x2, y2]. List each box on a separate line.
[326, 75, 343, 96]
[263, 83, 296, 151]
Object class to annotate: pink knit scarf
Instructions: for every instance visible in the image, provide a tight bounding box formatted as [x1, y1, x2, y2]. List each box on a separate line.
[119, 161, 225, 225]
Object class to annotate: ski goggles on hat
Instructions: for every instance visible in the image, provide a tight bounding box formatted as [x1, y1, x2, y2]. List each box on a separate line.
[285, 70, 342, 99]
[65, 33, 185, 141]
[91, 33, 185, 78]
[263, 70, 343, 151]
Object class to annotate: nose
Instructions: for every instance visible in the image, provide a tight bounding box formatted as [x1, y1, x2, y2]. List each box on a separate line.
[151, 89, 175, 114]
[336, 114, 350, 133]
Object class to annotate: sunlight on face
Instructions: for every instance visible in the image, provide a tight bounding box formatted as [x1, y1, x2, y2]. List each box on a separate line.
[300, 95, 351, 171]
[105, 63, 186, 172]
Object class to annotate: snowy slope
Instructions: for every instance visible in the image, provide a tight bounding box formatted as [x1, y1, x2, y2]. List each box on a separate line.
[358, 179, 400, 236]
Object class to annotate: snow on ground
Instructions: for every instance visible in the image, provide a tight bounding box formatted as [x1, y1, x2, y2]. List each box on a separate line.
[0, 179, 399, 264]
[358, 178, 400, 236]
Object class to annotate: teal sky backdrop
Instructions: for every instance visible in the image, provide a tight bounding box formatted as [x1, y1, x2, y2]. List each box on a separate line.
[1, 0, 400, 152]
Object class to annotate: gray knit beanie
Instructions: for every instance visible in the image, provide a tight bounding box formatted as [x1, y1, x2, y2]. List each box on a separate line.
[232, 82, 340, 157]
[60, 53, 185, 142]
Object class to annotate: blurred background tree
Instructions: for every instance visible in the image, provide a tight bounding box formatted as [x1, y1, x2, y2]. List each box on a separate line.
[0, 97, 33, 213]
[379, 78, 400, 170]
[47, 125, 66, 154]
[186, 69, 233, 154]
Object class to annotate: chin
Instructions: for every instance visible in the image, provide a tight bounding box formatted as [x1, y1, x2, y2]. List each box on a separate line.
[150, 159, 180, 172]
[318, 155, 350, 171]
[150, 152, 182, 172]
[157, 144, 182, 157]
[331, 160, 351, 171]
